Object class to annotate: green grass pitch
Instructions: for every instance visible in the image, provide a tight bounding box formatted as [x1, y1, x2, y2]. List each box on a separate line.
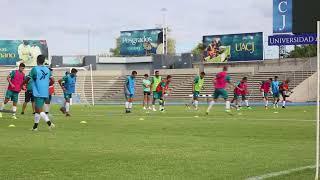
[0, 105, 316, 179]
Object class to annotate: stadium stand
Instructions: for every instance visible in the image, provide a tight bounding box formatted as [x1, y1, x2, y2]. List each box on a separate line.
[0, 58, 316, 104]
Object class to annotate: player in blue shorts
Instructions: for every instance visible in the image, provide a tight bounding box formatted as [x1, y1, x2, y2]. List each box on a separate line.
[23, 55, 55, 131]
[271, 76, 280, 109]
[124, 71, 137, 113]
[58, 68, 78, 117]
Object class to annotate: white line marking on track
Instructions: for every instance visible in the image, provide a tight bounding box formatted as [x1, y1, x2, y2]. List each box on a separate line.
[246, 165, 315, 180]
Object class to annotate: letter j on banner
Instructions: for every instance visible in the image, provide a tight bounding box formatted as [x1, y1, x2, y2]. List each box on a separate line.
[273, 0, 292, 33]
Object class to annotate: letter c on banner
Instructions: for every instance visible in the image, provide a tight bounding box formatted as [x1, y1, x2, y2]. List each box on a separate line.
[278, 1, 288, 13]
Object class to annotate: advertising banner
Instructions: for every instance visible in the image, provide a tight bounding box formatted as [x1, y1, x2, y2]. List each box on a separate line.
[0, 40, 48, 66]
[120, 29, 163, 56]
[203, 32, 263, 62]
[273, 0, 292, 33]
[268, 34, 318, 46]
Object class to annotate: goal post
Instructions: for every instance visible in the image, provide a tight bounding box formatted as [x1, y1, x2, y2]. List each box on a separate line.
[0, 65, 95, 106]
[316, 21, 320, 180]
[50, 65, 94, 106]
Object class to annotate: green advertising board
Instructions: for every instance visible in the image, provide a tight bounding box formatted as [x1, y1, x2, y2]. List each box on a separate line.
[0, 40, 48, 66]
[120, 29, 163, 56]
[203, 32, 263, 62]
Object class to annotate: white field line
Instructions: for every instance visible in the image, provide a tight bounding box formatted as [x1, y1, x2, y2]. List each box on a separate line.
[49, 114, 316, 122]
[246, 165, 315, 180]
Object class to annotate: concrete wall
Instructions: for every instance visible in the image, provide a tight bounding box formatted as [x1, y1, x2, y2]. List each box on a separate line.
[96, 62, 152, 71]
[194, 57, 316, 73]
[288, 72, 317, 102]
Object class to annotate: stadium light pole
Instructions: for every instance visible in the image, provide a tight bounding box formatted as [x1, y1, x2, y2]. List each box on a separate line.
[316, 20, 320, 180]
[87, 29, 91, 55]
[161, 8, 167, 55]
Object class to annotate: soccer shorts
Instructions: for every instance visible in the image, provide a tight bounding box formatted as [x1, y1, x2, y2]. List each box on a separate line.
[64, 93, 72, 100]
[280, 91, 289, 98]
[241, 94, 247, 100]
[152, 91, 158, 99]
[45, 95, 52, 104]
[273, 92, 280, 98]
[143, 91, 151, 96]
[233, 93, 240, 100]
[193, 91, 200, 99]
[125, 93, 134, 100]
[153, 92, 163, 100]
[262, 92, 269, 98]
[213, 89, 228, 100]
[34, 97, 46, 109]
[25, 90, 34, 103]
[5, 90, 19, 103]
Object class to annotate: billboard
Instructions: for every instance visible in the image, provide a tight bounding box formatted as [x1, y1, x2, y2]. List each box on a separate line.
[273, 0, 292, 33]
[268, 34, 318, 46]
[62, 56, 83, 65]
[120, 29, 163, 56]
[0, 40, 48, 66]
[203, 32, 263, 62]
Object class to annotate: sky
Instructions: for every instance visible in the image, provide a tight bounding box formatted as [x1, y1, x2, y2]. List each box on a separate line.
[1, 0, 278, 58]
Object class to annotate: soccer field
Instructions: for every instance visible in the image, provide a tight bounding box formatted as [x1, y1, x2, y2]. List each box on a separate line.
[0, 105, 316, 180]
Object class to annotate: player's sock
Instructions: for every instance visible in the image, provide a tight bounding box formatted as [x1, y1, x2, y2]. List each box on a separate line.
[226, 101, 231, 110]
[125, 101, 129, 110]
[44, 104, 49, 114]
[194, 100, 199, 109]
[12, 106, 17, 116]
[283, 101, 286, 107]
[0, 102, 5, 110]
[265, 100, 268, 107]
[40, 112, 50, 122]
[129, 102, 133, 111]
[65, 102, 70, 113]
[33, 113, 41, 129]
[207, 101, 215, 112]
[245, 100, 249, 107]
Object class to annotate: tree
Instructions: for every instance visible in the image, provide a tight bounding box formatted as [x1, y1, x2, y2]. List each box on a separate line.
[191, 43, 206, 56]
[289, 45, 317, 58]
[109, 37, 121, 56]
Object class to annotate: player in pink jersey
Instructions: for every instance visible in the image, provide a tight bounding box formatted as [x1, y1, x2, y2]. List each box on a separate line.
[260, 78, 272, 109]
[0, 63, 26, 119]
[206, 66, 233, 114]
[231, 77, 251, 110]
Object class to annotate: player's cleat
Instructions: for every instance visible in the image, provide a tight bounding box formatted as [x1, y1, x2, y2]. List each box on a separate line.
[247, 106, 252, 110]
[66, 113, 71, 117]
[282, 106, 286, 109]
[125, 110, 131, 113]
[60, 107, 66, 114]
[152, 108, 157, 112]
[265, 106, 268, 110]
[205, 111, 209, 115]
[49, 123, 55, 130]
[143, 107, 146, 110]
[32, 128, 38, 131]
[185, 104, 191, 109]
[225, 109, 231, 113]
[236, 108, 240, 111]
[0, 112, 2, 118]
[12, 115, 17, 120]
[21, 112, 25, 115]
[148, 107, 152, 110]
